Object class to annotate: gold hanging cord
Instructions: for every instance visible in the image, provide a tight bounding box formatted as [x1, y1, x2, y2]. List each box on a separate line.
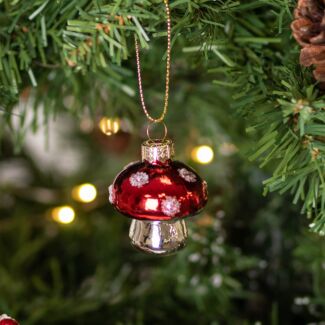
[134, 0, 171, 129]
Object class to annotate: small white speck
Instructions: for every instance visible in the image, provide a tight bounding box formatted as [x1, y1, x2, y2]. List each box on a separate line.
[294, 297, 310, 305]
[216, 210, 225, 218]
[196, 285, 207, 295]
[190, 276, 199, 286]
[129, 172, 149, 188]
[108, 185, 115, 204]
[259, 260, 268, 269]
[178, 168, 197, 182]
[161, 196, 181, 217]
[189, 253, 201, 263]
[211, 274, 223, 288]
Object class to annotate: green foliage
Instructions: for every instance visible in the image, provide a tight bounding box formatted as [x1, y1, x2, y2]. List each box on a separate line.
[183, 0, 325, 233]
[1, 143, 324, 323]
[0, 0, 325, 233]
[0, 197, 256, 324]
[2, 1, 325, 323]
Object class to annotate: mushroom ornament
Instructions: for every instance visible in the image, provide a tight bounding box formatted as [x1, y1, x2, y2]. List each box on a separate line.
[0, 315, 19, 325]
[109, 139, 208, 255]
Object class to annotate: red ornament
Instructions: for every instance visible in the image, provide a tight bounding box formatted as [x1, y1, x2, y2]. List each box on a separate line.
[0, 315, 19, 325]
[109, 139, 208, 255]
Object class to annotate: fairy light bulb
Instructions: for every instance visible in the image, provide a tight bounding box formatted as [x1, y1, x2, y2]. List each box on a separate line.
[191, 145, 214, 164]
[72, 183, 97, 203]
[52, 206, 75, 224]
[99, 117, 120, 136]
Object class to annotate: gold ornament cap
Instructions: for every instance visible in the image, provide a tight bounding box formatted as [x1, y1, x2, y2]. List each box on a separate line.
[141, 139, 174, 163]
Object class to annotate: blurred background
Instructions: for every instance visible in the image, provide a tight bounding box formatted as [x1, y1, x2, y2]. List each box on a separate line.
[1, 91, 324, 324]
[1, 0, 325, 324]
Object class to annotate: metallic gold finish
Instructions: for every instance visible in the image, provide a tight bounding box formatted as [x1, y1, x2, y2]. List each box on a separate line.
[141, 139, 174, 163]
[134, 0, 171, 124]
[146, 121, 168, 141]
[129, 219, 188, 255]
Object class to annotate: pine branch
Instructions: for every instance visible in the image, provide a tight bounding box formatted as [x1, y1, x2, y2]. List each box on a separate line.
[1, 0, 325, 233]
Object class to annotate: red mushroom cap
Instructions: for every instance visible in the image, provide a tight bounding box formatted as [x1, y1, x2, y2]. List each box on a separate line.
[0, 315, 19, 325]
[110, 160, 208, 221]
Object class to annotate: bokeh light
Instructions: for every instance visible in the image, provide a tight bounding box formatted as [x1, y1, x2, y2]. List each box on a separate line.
[72, 183, 97, 203]
[98, 117, 120, 136]
[52, 206, 75, 224]
[191, 145, 214, 164]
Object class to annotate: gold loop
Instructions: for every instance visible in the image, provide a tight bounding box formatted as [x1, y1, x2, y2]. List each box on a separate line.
[146, 121, 168, 141]
[134, 0, 171, 123]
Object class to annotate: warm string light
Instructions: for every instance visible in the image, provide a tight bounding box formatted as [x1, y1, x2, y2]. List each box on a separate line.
[191, 145, 214, 164]
[49, 183, 97, 225]
[51, 206, 75, 224]
[98, 117, 120, 136]
[47, 142, 215, 227]
[72, 183, 97, 203]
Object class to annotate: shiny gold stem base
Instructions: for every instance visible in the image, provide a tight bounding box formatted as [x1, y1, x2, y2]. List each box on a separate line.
[129, 219, 188, 255]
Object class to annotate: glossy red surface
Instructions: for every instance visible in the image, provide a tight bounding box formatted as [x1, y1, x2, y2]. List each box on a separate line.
[0, 318, 19, 325]
[111, 160, 208, 221]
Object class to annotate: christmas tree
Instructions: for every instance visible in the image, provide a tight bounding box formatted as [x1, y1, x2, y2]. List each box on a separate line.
[0, 0, 325, 323]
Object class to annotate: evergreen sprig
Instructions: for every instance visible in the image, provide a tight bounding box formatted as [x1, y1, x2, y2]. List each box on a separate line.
[1, 0, 325, 233]
[183, 0, 325, 233]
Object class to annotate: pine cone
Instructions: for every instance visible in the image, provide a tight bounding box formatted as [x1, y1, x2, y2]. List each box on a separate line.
[291, 0, 325, 82]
